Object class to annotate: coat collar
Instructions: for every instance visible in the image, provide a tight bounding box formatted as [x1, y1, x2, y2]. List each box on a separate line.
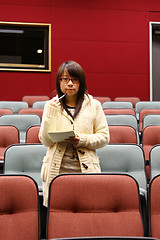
[60, 94, 93, 122]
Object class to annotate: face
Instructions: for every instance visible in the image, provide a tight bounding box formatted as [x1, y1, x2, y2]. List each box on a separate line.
[60, 68, 80, 97]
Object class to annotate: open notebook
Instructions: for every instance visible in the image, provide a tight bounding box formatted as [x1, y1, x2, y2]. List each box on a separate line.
[48, 130, 75, 142]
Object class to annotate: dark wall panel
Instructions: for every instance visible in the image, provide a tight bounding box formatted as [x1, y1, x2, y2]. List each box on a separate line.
[52, 40, 148, 74]
[85, 73, 148, 99]
[0, 72, 51, 100]
[51, 5, 149, 100]
[52, 0, 149, 11]
[149, 0, 160, 11]
[52, 8, 148, 42]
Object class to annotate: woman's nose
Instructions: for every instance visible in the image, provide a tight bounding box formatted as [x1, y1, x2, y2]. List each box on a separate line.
[67, 79, 73, 85]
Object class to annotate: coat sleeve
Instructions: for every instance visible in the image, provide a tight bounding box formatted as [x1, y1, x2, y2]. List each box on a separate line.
[76, 99, 110, 149]
[39, 101, 59, 147]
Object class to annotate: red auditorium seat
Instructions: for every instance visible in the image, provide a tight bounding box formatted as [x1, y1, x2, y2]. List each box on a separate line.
[94, 96, 111, 103]
[139, 109, 160, 132]
[0, 109, 13, 115]
[142, 125, 160, 182]
[26, 126, 41, 143]
[114, 97, 140, 109]
[104, 108, 136, 116]
[149, 174, 160, 239]
[0, 175, 40, 240]
[0, 125, 19, 164]
[18, 108, 44, 120]
[22, 95, 50, 108]
[142, 126, 160, 163]
[47, 174, 145, 239]
[109, 125, 139, 144]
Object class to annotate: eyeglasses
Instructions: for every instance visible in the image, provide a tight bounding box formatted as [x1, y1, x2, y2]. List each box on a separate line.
[60, 77, 79, 84]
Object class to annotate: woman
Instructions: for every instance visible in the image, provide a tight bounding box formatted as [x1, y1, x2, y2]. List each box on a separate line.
[39, 60, 109, 206]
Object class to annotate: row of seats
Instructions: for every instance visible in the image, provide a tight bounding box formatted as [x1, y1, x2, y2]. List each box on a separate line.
[0, 108, 158, 135]
[100, 98, 160, 118]
[22, 95, 50, 108]
[94, 96, 140, 107]
[0, 108, 43, 121]
[1, 173, 160, 239]
[1, 98, 160, 131]
[22, 95, 140, 108]
[22, 95, 140, 107]
[0, 96, 159, 118]
[0, 123, 156, 160]
[1, 97, 160, 130]
[0, 99, 47, 113]
[1, 95, 160, 111]
[0, 101, 42, 113]
[0, 109, 158, 137]
[0, 123, 160, 179]
[23, 96, 160, 122]
[2, 143, 160, 199]
[1, 106, 160, 133]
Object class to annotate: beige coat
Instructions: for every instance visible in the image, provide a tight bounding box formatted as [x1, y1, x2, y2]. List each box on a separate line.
[39, 94, 109, 206]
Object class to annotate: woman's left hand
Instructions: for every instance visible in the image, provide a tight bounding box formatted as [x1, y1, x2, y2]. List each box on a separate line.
[65, 134, 80, 146]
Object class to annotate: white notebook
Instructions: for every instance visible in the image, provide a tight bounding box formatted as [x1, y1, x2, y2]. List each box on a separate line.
[48, 130, 75, 142]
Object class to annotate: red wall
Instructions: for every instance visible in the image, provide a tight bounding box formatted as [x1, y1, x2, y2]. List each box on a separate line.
[0, 0, 160, 100]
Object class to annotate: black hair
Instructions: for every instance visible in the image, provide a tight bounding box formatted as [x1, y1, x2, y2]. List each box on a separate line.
[56, 60, 88, 119]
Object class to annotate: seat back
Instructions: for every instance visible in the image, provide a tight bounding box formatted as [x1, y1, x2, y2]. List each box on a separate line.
[32, 101, 47, 109]
[4, 144, 47, 192]
[142, 114, 160, 130]
[135, 101, 160, 120]
[109, 125, 139, 144]
[0, 114, 41, 143]
[96, 144, 147, 196]
[94, 96, 111, 103]
[142, 126, 160, 162]
[22, 95, 50, 107]
[26, 126, 41, 143]
[148, 174, 160, 238]
[114, 97, 140, 108]
[139, 109, 160, 132]
[0, 101, 28, 113]
[102, 101, 133, 109]
[0, 175, 40, 240]
[18, 108, 44, 120]
[149, 145, 160, 181]
[0, 108, 13, 115]
[106, 114, 138, 130]
[47, 174, 145, 239]
[104, 108, 136, 116]
[0, 125, 19, 163]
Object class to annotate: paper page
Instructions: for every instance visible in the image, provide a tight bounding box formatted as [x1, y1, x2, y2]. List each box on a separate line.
[48, 130, 75, 142]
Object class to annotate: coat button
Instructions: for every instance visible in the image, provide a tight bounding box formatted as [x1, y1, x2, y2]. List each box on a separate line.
[78, 150, 85, 155]
[82, 163, 88, 169]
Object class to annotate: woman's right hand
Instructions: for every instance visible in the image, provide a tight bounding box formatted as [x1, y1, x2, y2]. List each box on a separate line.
[49, 97, 61, 108]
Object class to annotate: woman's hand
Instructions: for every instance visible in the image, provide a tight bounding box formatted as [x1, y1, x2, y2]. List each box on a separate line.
[49, 97, 61, 108]
[65, 134, 80, 146]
